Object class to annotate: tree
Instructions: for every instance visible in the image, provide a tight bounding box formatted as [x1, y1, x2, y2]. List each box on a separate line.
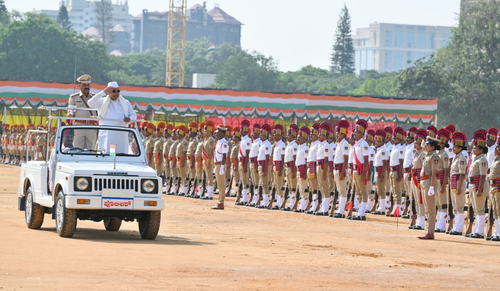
[94, 0, 114, 47]
[0, 0, 8, 26]
[330, 4, 355, 75]
[57, 5, 72, 32]
[0, 0, 6, 12]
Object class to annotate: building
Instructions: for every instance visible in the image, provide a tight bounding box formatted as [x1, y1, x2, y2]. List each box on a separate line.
[132, 2, 242, 53]
[353, 22, 453, 74]
[38, 0, 133, 34]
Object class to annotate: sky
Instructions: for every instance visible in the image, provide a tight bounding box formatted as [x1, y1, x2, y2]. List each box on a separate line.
[8, 0, 461, 72]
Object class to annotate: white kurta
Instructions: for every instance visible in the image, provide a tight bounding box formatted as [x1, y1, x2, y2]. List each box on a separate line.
[88, 91, 137, 154]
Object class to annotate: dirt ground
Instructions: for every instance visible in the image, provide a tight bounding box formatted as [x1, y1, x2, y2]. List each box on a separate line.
[1, 164, 499, 290]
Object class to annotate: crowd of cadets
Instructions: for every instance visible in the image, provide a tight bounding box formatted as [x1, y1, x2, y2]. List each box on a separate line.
[137, 118, 500, 241]
[3, 117, 500, 241]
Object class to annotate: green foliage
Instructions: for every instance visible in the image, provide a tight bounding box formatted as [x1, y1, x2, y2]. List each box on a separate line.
[57, 5, 72, 32]
[396, 0, 500, 135]
[330, 4, 354, 75]
[0, 13, 111, 83]
[94, 0, 113, 47]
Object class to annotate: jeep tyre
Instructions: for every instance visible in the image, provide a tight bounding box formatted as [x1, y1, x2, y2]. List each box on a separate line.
[25, 185, 44, 229]
[138, 211, 161, 240]
[55, 191, 77, 238]
[103, 217, 122, 231]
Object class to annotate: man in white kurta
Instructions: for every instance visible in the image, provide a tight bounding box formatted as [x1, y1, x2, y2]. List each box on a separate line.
[87, 82, 137, 154]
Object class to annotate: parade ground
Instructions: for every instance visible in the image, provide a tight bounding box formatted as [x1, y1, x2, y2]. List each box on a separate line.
[0, 164, 499, 291]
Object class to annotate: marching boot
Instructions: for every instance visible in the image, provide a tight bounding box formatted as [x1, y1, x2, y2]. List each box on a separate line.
[373, 198, 386, 215]
[332, 196, 347, 218]
[201, 186, 214, 200]
[471, 215, 485, 238]
[492, 221, 500, 241]
[450, 213, 464, 235]
[435, 211, 447, 232]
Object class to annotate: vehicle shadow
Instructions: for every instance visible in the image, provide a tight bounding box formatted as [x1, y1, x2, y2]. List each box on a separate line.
[38, 227, 214, 245]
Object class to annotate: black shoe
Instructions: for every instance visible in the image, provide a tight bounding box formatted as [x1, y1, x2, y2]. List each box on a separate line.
[412, 225, 423, 230]
[470, 233, 484, 239]
[283, 207, 291, 211]
[385, 213, 390, 217]
[201, 196, 213, 200]
[305, 210, 314, 215]
[294, 209, 303, 213]
[271, 206, 280, 210]
[465, 233, 472, 237]
[449, 231, 462, 235]
[486, 236, 492, 241]
[492, 236, 500, 241]
[352, 216, 366, 221]
[193, 195, 201, 199]
[434, 228, 445, 233]
[408, 225, 415, 229]
[372, 211, 385, 215]
[235, 201, 244, 206]
[333, 213, 345, 218]
[247, 203, 256, 207]
[402, 215, 410, 219]
[167, 192, 175, 196]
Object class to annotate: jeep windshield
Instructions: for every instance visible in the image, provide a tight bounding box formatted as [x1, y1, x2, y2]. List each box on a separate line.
[59, 127, 141, 156]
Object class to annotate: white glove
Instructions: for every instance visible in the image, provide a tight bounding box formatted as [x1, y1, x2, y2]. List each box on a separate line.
[428, 186, 435, 196]
[219, 165, 225, 175]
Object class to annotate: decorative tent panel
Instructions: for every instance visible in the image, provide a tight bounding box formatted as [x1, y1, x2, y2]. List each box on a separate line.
[0, 81, 438, 125]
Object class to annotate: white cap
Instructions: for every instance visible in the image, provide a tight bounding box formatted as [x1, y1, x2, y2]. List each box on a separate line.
[108, 81, 119, 88]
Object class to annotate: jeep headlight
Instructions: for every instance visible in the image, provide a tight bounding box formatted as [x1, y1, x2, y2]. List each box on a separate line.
[142, 180, 155, 193]
[75, 177, 90, 191]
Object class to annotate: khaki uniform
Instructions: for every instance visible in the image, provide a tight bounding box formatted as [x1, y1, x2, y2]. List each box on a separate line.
[450, 152, 467, 214]
[35, 134, 47, 161]
[436, 149, 450, 208]
[230, 141, 240, 185]
[176, 138, 189, 188]
[145, 135, 156, 168]
[488, 156, 500, 220]
[420, 150, 440, 234]
[153, 136, 164, 176]
[68, 92, 97, 149]
[195, 137, 205, 182]
[162, 137, 173, 179]
[214, 138, 229, 204]
[169, 140, 179, 181]
[411, 149, 426, 217]
[203, 136, 216, 187]
[187, 136, 199, 182]
[469, 153, 489, 216]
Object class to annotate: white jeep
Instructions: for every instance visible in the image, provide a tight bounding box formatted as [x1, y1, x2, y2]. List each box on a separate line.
[18, 110, 164, 239]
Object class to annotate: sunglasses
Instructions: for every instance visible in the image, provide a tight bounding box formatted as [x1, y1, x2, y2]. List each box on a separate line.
[112, 89, 121, 93]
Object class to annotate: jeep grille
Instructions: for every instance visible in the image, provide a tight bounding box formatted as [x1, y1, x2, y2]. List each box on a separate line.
[94, 178, 139, 192]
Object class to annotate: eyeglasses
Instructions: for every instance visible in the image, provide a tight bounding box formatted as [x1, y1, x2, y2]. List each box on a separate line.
[112, 89, 121, 93]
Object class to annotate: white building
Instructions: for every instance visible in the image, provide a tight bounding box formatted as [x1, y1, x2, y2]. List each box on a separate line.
[353, 22, 453, 74]
[38, 0, 133, 34]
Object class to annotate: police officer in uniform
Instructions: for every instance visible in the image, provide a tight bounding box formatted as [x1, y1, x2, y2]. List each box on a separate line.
[153, 122, 166, 176]
[186, 122, 199, 197]
[162, 124, 174, 193]
[212, 127, 229, 209]
[68, 74, 98, 149]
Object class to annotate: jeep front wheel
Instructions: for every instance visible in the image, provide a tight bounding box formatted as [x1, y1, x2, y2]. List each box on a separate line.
[103, 217, 122, 231]
[25, 185, 44, 229]
[55, 191, 77, 238]
[138, 211, 161, 240]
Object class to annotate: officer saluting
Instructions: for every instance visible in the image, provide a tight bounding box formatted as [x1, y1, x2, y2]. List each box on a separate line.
[67, 74, 98, 149]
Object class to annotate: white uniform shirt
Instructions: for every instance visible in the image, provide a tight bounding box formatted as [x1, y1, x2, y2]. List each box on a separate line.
[249, 137, 262, 158]
[390, 144, 405, 167]
[374, 145, 389, 167]
[214, 138, 229, 163]
[285, 140, 298, 163]
[273, 140, 286, 161]
[257, 139, 272, 161]
[334, 139, 349, 164]
[348, 145, 354, 163]
[307, 140, 320, 162]
[317, 140, 329, 160]
[328, 142, 336, 161]
[447, 141, 455, 161]
[488, 144, 497, 167]
[296, 143, 309, 166]
[369, 145, 376, 162]
[403, 142, 415, 168]
[238, 135, 252, 159]
[353, 139, 369, 163]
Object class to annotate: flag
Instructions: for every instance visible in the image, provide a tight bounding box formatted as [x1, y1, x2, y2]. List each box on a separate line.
[110, 144, 116, 156]
[393, 205, 400, 217]
[208, 44, 216, 50]
[345, 201, 353, 211]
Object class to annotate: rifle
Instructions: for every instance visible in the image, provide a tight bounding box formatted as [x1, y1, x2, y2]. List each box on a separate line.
[281, 185, 289, 210]
[465, 201, 474, 236]
[409, 197, 417, 227]
[188, 178, 197, 197]
[226, 176, 234, 197]
[235, 183, 243, 203]
[256, 185, 263, 206]
[347, 186, 356, 218]
[198, 171, 206, 198]
[487, 198, 494, 238]
[371, 191, 379, 213]
[331, 189, 339, 216]
[247, 184, 255, 206]
[166, 176, 174, 194]
[292, 188, 300, 211]
[314, 190, 322, 213]
[447, 184, 454, 232]
[268, 186, 276, 209]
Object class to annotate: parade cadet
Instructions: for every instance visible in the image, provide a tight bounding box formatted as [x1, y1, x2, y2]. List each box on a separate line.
[145, 123, 156, 168]
[271, 124, 286, 210]
[306, 123, 321, 214]
[194, 122, 205, 198]
[403, 127, 417, 217]
[268, 128, 275, 187]
[349, 120, 369, 220]
[384, 127, 394, 201]
[230, 126, 241, 197]
[201, 121, 216, 200]
[327, 130, 336, 202]
[35, 126, 47, 161]
[418, 136, 441, 240]
[316, 122, 333, 216]
[185, 122, 199, 197]
[67, 74, 98, 150]
[153, 122, 165, 177]
[365, 129, 376, 212]
[347, 133, 356, 204]
[372, 130, 389, 215]
[435, 128, 451, 232]
[295, 126, 310, 212]
[446, 124, 457, 163]
[175, 125, 189, 196]
[26, 124, 35, 161]
[247, 124, 262, 206]
[162, 124, 174, 193]
[408, 130, 428, 230]
[236, 120, 252, 205]
[17, 124, 26, 164]
[388, 127, 405, 217]
[224, 126, 233, 192]
[168, 128, 180, 195]
[467, 131, 489, 239]
[211, 127, 229, 210]
[255, 124, 273, 208]
[487, 135, 500, 241]
[331, 121, 350, 218]
[448, 131, 468, 235]
[283, 124, 299, 211]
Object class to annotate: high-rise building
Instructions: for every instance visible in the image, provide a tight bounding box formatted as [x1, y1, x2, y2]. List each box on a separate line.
[353, 22, 453, 74]
[131, 3, 242, 53]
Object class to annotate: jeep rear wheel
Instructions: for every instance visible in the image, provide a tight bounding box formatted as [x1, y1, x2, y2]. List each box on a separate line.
[55, 191, 77, 238]
[103, 217, 122, 231]
[25, 185, 44, 229]
[138, 211, 161, 240]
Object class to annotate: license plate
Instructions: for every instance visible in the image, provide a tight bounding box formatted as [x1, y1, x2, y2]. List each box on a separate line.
[101, 198, 134, 209]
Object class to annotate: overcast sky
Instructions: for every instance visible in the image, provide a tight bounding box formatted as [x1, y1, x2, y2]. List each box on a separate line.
[8, 0, 461, 72]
